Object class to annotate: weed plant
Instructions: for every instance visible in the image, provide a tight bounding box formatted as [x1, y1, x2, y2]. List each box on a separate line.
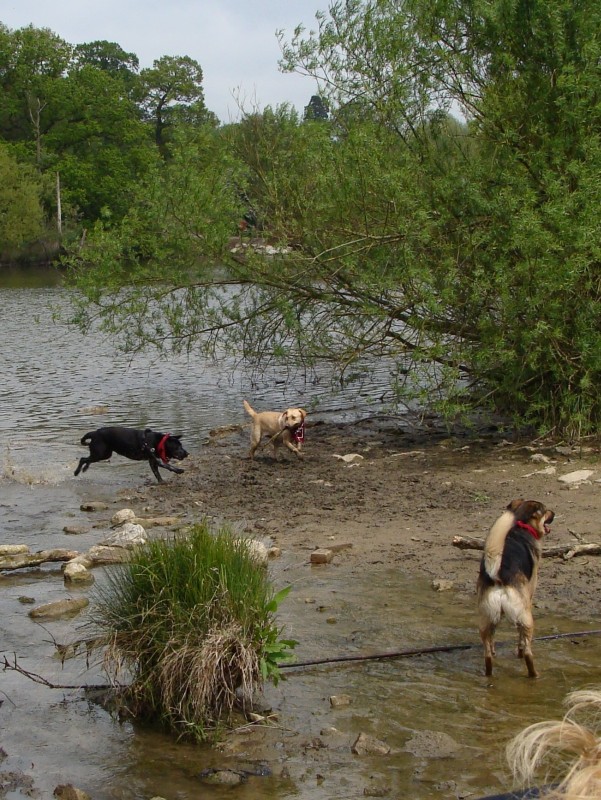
[91, 521, 296, 740]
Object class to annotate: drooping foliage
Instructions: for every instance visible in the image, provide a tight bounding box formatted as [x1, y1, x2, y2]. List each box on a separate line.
[7, 2, 601, 436]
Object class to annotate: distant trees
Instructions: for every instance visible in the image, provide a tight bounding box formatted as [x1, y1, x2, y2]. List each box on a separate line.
[63, 0, 601, 437]
[0, 24, 214, 254]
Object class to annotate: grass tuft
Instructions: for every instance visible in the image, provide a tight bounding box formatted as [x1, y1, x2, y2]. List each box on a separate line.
[90, 520, 295, 740]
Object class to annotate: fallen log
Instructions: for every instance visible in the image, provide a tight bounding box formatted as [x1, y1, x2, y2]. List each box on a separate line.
[0, 549, 78, 571]
[452, 536, 601, 559]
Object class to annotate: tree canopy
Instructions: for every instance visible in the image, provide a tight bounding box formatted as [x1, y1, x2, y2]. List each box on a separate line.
[4, 3, 601, 437]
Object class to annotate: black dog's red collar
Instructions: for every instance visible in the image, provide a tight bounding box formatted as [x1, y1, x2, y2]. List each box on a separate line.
[516, 520, 540, 539]
[156, 434, 171, 463]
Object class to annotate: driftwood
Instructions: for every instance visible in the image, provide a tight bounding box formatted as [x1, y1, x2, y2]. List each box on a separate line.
[452, 536, 601, 559]
[0, 548, 78, 571]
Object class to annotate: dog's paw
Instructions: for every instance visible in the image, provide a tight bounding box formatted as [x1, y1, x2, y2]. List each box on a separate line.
[173, 467, 185, 474]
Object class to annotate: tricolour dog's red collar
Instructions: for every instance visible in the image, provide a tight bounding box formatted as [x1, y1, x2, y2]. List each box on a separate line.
[516, 520, 541, 539]
[156, 434, 171, 464]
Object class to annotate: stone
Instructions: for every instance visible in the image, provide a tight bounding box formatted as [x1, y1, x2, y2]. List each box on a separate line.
[558, 469, 594, 485]
[63, 562, 94, 584]
[29, 598, 89, 619]
[87, 545, 131, 564]
[237, 539, 269, 564]
[53, 785, 92, 800]
[352, 732, 391, 756]
[63, 526, 89, 536]
[311, 548, 334, 564]
[110, 508, 136, 526]
[329, 694, 352, 708]
[432, 579, 454, 592]
[80, 501, 109, 512]
[0, 545, 29, 555]
[100, 523, 147, 549]
[198, 769, 244, 785]
[333, 453, 365, 464]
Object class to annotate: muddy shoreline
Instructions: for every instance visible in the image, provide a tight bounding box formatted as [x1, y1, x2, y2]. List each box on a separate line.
[133, 417, 601, 622]
[4, 417, 601, 800]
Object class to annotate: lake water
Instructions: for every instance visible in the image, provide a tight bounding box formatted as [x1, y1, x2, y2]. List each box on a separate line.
[2, 283, 600, 800]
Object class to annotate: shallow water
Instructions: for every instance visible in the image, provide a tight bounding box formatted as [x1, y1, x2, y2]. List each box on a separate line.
[1, 284, 600, 799]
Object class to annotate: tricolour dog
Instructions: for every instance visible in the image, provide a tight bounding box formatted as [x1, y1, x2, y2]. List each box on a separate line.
[477, 499, 555, 678]
[74, 427, 188, 483]
[243, 400, 307, 460]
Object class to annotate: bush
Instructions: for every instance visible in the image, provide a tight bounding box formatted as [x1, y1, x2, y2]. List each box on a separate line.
[90, 521, 296, 740]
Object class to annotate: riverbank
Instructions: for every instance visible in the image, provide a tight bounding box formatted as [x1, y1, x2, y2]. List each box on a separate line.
[3, 417, 601, 800]
[134, 417, 601, 622]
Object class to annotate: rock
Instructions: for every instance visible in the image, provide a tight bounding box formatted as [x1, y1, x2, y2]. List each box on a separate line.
[237, 539, 269, 564]
[0, 549, 78, 571]
[352, 732, 391, 756]
[29, 598, 89, 619]
[77, 405, 108, 415]
[198, 769, 244, 785]
[530, 453, 551, 463]
[311, 548, 334, 564]
[0, 545, 29, 555]
[136, 515, 181, 528]
[63, 562, 94, 584]
[558, 469, 594, 485]
[80, 501, 109, 512]
[268, 546, 282, 559]
[403, 729, 460, 758]
[329, 694, 352, 708]
[18, 596, 35, 604]
[333, 453, 365, 464]
[432, 579, 454, 592]
[110, 508, 136, 526]
[53, 785, 92, 800]
[87, 545, 131, 564]
[100, 523, 147, 549]
[63, 526, 89, 536]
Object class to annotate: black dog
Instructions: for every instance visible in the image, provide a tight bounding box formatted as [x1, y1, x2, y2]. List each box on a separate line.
[74, 427, 188, 483]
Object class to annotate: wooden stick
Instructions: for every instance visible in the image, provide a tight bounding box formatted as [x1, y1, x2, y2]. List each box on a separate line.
[452, 535, 601, 559]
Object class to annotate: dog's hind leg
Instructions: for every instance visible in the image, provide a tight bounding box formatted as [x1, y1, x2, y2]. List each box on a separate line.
[516, 613, 537, 678]
[479, 621, 497, 676]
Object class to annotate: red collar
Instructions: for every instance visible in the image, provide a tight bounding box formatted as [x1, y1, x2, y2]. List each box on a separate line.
[156, 434, 171, 463]
[516, 520, 541, 540]
[293, 422, 305, 443]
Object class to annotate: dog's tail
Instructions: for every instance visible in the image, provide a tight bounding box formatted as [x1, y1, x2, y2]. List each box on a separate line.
[483, 509, 515, 581]
[243, 400, 256, 418]
[80, 432, 95, 446]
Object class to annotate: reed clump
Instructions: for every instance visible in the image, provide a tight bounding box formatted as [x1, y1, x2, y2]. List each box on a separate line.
[91, 521, 295, 740]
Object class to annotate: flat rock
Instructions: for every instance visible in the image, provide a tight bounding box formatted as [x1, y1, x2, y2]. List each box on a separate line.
[352, 732, 391, 756]
[558, 469, 594, 484]
[29, 597, 89, 619]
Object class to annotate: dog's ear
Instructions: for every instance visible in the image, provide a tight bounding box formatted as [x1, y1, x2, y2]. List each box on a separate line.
[513, 500, 546, 523]
[300, 409, 308, 420]
[506, 498, 524, 512]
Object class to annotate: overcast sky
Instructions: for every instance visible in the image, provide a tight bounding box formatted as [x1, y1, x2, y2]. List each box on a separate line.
[2, 0, 329, 123]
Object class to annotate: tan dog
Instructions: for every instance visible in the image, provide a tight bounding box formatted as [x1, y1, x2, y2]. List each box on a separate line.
[477, 499, 555, 678]
[243, 400, 307, 460]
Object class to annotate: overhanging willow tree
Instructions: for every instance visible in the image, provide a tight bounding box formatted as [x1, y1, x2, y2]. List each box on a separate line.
[65, 0, 601, 437]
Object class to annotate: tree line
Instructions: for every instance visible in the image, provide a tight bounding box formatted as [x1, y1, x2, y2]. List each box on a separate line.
[4, 0, 601, 437]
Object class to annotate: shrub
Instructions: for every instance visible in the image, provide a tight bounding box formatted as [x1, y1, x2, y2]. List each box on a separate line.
[90, 521, 296, 740]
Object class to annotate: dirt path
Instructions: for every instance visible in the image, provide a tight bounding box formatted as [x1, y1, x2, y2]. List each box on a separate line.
[133, 418, 601, 622]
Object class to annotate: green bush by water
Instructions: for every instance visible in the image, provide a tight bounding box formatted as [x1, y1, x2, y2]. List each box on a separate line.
[92, 521, 296, 740]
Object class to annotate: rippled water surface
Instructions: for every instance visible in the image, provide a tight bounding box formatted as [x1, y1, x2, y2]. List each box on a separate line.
[2, 284, 600, 800]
